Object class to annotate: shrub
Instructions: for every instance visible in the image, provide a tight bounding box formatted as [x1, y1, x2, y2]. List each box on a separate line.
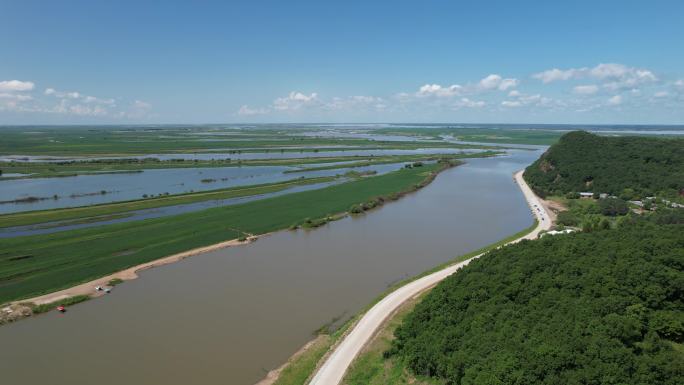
[556, 211, 579, 226]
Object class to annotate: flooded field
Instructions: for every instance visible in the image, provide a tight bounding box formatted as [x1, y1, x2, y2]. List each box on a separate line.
[0, 162, 406, 214]
[0, 149, 541, 385]
[0, 147, 480, 163]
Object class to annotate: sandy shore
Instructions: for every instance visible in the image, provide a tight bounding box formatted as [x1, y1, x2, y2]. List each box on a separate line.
[13, 234, 261, 307]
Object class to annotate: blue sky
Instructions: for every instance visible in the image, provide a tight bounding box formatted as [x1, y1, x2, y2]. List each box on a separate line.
[1, 0, 683, 124]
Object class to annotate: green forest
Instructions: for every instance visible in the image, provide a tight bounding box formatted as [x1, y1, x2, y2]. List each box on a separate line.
[388, 213, 683, 384]
[524, 131, 684, 199]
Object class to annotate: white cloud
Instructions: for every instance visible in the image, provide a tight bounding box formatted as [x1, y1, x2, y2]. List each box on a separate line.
[590, 64, 656, 82]
[573, 84, 599, 95]
[68, 104, 108, 116]
[503, 91, 553, 108]
[498, 78, 519, 91]
[325, 95, 386, 111]
[0, 83, 149, 119]
[454, 98, 485, 108]
[237, 105, 270, 116]
[0, 93, 32, 101]
[675, 79, 684, 88]
[133, 100, 151, 109]
[533, 64, 657, 91]
[532, 68, 579, 83]
[653, 91, 669, 98]
[607, 95, 622, 105]
[84, 95, 115, 105]
[501, 100, 523, 107]
[44, 87, 116, 107]
[478, 74, 519, 91]
[479, 74, 502, 90]
[416, 84, 462, 97]
[45, 88, 81, 99]
[239, 93, 387, 116]
[123, 100, 153, 119]
[0, 80, 35, 92]
[273, 91, 319, 111]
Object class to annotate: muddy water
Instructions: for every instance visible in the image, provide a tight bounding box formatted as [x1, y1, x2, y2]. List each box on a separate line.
[0, 149, 540, 385]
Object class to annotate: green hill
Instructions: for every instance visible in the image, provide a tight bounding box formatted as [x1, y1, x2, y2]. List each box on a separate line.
[388, 216, 684, 384]
[524, 131, 684, 199]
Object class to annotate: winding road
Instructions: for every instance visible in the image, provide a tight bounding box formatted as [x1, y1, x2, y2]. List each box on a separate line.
[308, 169, 551, 385]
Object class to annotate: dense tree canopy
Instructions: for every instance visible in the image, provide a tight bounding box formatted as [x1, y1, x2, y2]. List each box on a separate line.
[524, 131, 684, 199]
[389, 218, 684, 385]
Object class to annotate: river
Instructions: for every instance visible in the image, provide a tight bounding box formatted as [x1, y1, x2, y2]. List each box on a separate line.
[0, 148, 541, 385]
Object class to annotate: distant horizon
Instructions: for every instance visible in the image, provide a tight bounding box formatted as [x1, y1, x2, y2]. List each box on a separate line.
[2, 122, 684, 129]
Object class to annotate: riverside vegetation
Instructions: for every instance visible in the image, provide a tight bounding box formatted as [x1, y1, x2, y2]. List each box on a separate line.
[336, 132, 683, 385]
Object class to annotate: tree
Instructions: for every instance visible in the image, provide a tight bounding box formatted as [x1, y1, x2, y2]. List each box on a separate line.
[389, 219, 684, 385]
[599, 197, 629, 216]
[524, 131, 684, 199]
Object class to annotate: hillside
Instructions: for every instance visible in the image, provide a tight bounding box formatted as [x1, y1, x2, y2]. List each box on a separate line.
[388, 216, 684, 384]
[523, 131, 684, 199]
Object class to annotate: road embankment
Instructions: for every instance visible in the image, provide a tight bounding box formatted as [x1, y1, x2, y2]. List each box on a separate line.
[306, 169, 551, 385]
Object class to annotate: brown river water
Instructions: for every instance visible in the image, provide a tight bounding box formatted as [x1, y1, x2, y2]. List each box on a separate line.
[0, 149, 540, 385]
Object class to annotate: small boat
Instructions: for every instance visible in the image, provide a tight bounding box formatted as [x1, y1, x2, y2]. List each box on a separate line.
[56, 305, 66, 313]
[104, 288, 112, 293]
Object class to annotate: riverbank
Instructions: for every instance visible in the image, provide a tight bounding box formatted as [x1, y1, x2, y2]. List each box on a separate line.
[1, 161, 459, 324]
[263, 169, 551, 385]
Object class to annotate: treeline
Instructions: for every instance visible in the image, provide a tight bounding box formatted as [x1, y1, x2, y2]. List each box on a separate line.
[388, 213, 683, 384]
[524, 131, 684, 199]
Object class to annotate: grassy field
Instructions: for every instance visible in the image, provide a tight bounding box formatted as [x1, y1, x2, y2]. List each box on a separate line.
[0, 163, 450, 304]
[0, 176, 338, 228]
[0, 125, 493, 156]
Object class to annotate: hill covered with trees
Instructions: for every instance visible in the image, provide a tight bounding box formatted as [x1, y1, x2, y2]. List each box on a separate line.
[524, 131, 684, 199]
[388, 215, 683, 384]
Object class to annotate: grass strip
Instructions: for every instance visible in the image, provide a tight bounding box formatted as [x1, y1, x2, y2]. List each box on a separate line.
[284, 152, 500, 173]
